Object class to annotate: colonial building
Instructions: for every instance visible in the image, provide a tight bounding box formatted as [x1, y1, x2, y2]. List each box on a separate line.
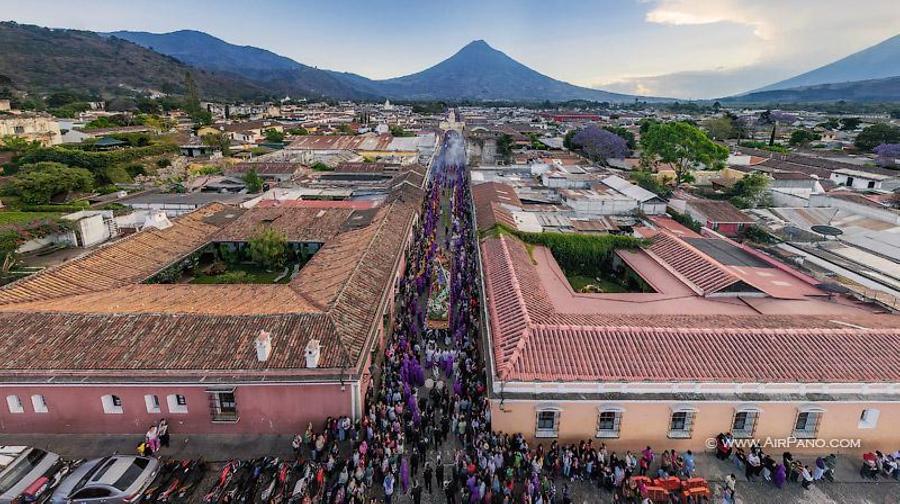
[479, 216, 900, 453]
[0, 184, 423, 434]
[0, 113, 61, 146]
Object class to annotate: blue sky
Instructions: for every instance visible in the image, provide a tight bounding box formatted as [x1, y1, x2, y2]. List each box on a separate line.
[2, 0, 898, 98]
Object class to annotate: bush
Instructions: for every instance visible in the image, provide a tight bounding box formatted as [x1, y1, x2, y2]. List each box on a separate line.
[17, 144, 179, 175]
[248, 228, 287, 270]
[124, 163, 146, 177]
[20, 203, 89, 213]
[215, 271, 253, 284]
[494, 224, 645, 278]
[670, 211, 703, 233]
[103, 165, 132, 184]
[5, 162, 94, 205]
[156, 158, 172, 169]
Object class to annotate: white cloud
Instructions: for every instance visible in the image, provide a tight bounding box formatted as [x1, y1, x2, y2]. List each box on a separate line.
[619, 0, 900, 97]
[598, 65, 791, 99]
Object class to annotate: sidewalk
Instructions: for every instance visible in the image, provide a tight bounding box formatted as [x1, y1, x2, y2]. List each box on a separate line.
[2, 434, 898, 502]
[0, 433, 295, 462]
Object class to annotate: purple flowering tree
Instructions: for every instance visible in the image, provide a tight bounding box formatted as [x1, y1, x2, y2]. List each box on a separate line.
[571, 125, 630, 162]
[874, 143, 900, 168]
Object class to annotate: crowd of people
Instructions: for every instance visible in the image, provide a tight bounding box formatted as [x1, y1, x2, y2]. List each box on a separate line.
[275, 133, 718, 503]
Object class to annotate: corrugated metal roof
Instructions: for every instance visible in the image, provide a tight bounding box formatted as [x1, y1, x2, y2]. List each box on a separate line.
[601, 175, 660, 203]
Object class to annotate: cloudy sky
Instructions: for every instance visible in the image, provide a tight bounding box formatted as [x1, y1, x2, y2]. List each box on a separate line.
[2, 0, 898, 98]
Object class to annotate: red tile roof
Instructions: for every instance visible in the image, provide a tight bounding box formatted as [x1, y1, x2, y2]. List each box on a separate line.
[645, 231, 740, 295]
[255, 199, 379, 210]
[0, 186, 423, 378]
[481, 235, 900, 383]
[472, 182, 522, 231]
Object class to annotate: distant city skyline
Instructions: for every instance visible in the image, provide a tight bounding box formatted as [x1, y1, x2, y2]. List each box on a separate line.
[2, 0, 899, 99]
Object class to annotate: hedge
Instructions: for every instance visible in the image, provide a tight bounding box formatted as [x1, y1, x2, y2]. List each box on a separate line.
[17, 144, 179, 174]
[490, 224, 647, 278]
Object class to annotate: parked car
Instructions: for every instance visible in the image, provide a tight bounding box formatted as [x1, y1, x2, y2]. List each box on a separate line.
[50, 456, 158, 504]
[0, 446, 64, 504]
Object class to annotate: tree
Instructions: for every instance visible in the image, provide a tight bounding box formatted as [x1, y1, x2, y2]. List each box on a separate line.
[703, 116, 737, 141]
[730, 172, 770, 209]
[311, 162, 332, 172]
[264, 129, 285, 143]
[631, 169, 672, 199]
[874, 143, 900, 168]
[640, 121, 729, 185]
[563, 129, 577, 150]
[389, 125, 414, 137]
[819, 117, 840, 130]
[497, 134, 513, 163]
[789, 129, 821, 147]
[1, 135, 42, 155]
[243, 168, 264, 193]
[202, 132, 231, 157]
[855, 123, 900, 152]
[288, 127, 308, 136]
[603, 126, 636, 149]
[183, 72, 211, 125]
[839, 117, 862, 131]
[5, 162, 94, 204]
[248, 228, 287, 270]
[571, 126, 629, 162]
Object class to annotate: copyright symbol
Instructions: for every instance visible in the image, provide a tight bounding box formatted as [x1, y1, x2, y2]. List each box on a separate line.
[705, 437, 716, 450]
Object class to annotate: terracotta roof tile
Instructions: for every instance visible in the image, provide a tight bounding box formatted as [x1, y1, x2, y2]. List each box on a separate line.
[481, 235, 900, 383]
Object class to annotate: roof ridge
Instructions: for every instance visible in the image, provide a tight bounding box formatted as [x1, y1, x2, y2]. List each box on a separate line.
[649, 230, 740, 294]
[0, 203, 226, 305]
[494, 236, 534, 381]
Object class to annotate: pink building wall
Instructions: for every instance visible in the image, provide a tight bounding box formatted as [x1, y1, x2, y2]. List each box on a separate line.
[0, 382, 352, 434]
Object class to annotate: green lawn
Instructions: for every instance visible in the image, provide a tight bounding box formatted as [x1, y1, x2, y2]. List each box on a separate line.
[190, 264, 290, 284]
[0, 211, 61, 226]
[567, 274, 629, 294]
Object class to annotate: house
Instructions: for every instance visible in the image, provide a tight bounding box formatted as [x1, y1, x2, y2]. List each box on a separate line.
[600, 175, 667, 215]
[480, 223, 900, 450]
[60, 210, 118, 247]
[117, 191, 253, 216]
[671, 199, 755, 237]
[225, 162, 306, 182]
[0, 113, 61, 146]
[0, 185, 423, 435]
[830, 168, 897, 191]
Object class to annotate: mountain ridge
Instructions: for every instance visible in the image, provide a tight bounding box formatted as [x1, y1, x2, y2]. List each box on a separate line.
[110, 31, 660, 103]
[0, 22, 268, 101]
[725, 75, 900, 104]
[752, 34, 900, 93]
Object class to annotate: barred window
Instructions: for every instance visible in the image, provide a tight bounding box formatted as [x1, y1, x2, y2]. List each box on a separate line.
[596, 410, 622, 438]
[732, 409, 759, 438]
[669, 409, 696, 438]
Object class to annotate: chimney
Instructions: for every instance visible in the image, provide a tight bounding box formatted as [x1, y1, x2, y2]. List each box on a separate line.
[305, 339, 321, 368]
[255, 330, 272, 362]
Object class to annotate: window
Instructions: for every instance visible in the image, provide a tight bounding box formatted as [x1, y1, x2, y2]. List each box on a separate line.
[596, 409, 622, 438]
[30, 394, 48, 414]
[731, 409, 759, 438]
[145, 395, 160, 414]
[535, 409, 560, 438]
[101, 394, 123, 414]
[858, 409, 879, 429]
[208, 390, 239, 422]
[167, 394, 188, 414]
[6, 395, 24, 414]
[793, 409, 823, 439]
[669, 409, 696, 438]
[71, 488, 112, 499]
